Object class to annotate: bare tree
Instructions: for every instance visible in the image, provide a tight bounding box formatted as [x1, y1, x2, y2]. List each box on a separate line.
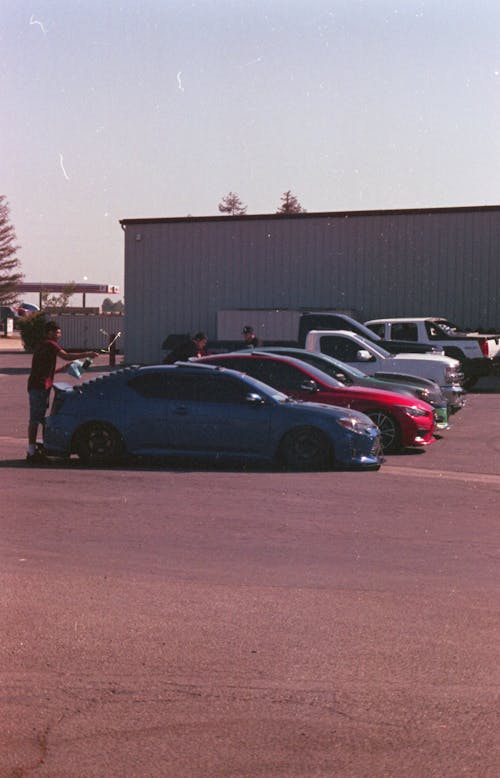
[276, 190, 306, 214]
[218, 191, 248, 216]
[0, 195, 23, 304]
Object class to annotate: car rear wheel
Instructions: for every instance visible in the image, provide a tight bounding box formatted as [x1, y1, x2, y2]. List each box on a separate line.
[366, 411, 401, 453]
[74, 422, 125, 465]
[279, 426, 333, 471]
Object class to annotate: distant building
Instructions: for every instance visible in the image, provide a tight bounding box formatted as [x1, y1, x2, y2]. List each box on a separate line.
[120, 205, 500, 364]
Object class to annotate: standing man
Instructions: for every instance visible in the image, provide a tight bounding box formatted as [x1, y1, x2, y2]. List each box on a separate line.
[27, 321, 98, 464]
[242, 325, 261, 348]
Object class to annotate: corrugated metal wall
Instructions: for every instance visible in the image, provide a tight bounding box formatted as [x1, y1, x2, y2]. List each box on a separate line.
[122, 207, 500, 364]
[51, 313, 125, 351]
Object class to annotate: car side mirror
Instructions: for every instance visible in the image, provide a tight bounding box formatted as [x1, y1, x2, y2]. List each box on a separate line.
[300, 379, 318, 393]
[245, 392, 265, 406]
[356, 349, 372, 362]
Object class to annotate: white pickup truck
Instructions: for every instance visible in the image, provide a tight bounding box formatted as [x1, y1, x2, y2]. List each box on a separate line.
[304, 330, 465, 411]
[365, 317, 500, 389]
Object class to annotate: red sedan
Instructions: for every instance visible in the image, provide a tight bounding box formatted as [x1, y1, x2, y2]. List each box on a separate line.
[196, 352, 436, 453]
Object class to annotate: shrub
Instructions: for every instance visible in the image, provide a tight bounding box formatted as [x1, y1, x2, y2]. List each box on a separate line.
[18, 311, 48, 352]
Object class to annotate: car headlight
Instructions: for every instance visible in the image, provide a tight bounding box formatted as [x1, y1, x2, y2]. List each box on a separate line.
[396, 404, 430, 418]
[336, 417, 377, 435]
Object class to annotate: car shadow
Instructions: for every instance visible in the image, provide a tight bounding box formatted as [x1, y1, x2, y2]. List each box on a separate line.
[0, 455, 281, 473]
[0, 454, 388, 473]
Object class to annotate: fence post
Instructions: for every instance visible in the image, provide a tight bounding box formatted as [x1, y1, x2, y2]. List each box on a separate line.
[109, 333, 116, 366]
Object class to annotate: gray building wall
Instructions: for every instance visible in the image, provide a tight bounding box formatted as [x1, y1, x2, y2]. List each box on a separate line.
[121, 206, 500, 364]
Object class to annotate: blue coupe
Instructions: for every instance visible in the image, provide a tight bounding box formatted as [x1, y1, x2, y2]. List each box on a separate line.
[44, 363, 382, 470]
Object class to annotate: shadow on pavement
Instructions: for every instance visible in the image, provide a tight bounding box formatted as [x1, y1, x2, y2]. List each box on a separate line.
[0, 367, 31, 375]
[0, 447, 421, 472]
[0, 455, 281, 474]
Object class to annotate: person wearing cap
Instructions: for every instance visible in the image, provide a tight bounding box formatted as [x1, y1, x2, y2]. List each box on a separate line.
[242, 325, 261, 348]
[163, 331, 208, 363]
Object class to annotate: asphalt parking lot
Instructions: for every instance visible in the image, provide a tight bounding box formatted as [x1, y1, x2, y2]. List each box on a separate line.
[1, 343, 499, 777]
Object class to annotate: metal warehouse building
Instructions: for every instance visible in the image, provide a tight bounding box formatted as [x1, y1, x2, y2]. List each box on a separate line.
[120, 205, 500, 364]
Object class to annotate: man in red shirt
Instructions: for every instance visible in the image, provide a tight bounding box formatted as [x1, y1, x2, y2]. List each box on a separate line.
[27, 321, 98, 464]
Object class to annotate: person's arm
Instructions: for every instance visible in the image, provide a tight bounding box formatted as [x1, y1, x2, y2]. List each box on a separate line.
[57, 348, 99, 362]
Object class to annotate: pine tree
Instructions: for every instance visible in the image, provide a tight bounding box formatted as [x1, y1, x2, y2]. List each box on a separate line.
[0, 196, 23, 304]
[218, 191, 248, 216]
[276, 190, 306, 214]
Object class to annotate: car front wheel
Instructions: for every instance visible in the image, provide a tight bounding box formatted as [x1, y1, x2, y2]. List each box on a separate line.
[73, 422, 125, 465]
[279, 426, 333, 471]
[366, 411, 401, 453]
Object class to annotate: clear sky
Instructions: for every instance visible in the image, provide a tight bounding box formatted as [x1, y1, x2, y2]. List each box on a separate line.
[2, 1, 499, 304]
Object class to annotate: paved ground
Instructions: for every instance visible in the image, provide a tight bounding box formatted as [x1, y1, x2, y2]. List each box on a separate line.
[0, 346, 499, 777]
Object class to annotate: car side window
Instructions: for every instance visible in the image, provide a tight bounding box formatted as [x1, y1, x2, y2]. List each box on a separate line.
[128, 373, 171, 398]
[367, 323, 385, 338]
[129, 371, 203, 400]
[129, 372, 249, 402]
[259, 361, 305, 389]
[197, 374, 249, 403]
[215, 357, 266, 383]
[130, 373, 202, 399]
[391, 323, 418, 341]
[205, 357, 244, 371]
[319, 336, 360, 361]
[425, 322, 439, 339]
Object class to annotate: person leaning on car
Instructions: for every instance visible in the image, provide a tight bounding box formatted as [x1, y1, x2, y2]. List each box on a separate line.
[26, 320, 99, 465]
[162, 331, 208, 364]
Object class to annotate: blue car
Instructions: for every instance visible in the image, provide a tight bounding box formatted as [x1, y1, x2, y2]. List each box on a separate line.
[44, 363, 382, 470]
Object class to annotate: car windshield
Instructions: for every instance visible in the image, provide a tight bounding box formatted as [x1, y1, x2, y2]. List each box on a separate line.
[267, 349, 367, 380]
[353, 335, 390, 359]
[259, 356, 347, 389]
[308, 353, 366, 379]
[286, 360, 345, 388]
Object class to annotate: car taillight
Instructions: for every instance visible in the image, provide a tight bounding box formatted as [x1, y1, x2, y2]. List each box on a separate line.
[478, 338, 489, 357]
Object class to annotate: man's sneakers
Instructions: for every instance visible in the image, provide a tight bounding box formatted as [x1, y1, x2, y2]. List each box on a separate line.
[26, 444, 50, 466]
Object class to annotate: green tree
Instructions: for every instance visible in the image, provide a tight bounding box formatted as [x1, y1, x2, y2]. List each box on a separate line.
[41, 282, 76, 310]
[102, 297, 124, 313]
[218, 191, 247, 216]
[0, 195, 23, 304]
[276, 190, 306, 214]
[18, 311, 47, 352]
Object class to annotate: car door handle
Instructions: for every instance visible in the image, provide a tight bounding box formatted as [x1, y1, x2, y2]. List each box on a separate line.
[173, 405, 188, 415]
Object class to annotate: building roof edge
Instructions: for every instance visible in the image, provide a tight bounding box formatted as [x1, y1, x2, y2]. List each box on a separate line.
[119, 204, 500, 227]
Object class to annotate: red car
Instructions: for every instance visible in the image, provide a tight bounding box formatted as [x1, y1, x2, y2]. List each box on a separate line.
[196, 352, 436, 453]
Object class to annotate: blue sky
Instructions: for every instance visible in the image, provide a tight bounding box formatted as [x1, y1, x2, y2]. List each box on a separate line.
[2, 1, 499, 303]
